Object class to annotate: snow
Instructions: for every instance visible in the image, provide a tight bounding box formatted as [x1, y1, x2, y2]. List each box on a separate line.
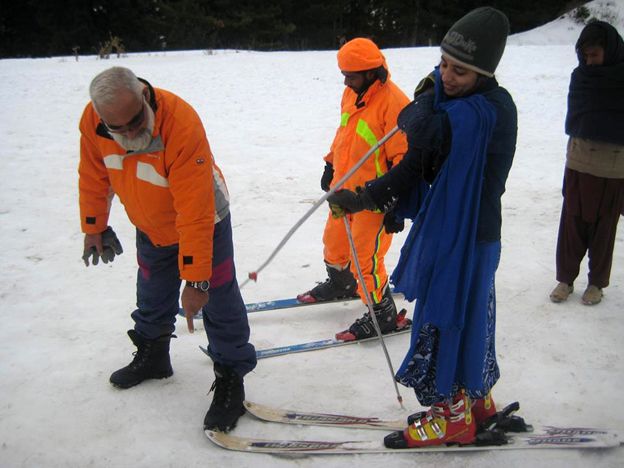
[508, 0, 624, 45]
[1, 1, 623, 466]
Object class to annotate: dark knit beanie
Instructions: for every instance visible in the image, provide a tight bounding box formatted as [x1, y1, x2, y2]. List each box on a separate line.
[440, 7, 510, 77]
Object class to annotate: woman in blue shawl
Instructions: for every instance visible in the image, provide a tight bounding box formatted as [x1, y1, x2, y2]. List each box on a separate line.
[328, 7, 517, 448]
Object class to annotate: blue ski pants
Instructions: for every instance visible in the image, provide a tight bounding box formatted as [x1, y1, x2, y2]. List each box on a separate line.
[131, 214, 256, 377]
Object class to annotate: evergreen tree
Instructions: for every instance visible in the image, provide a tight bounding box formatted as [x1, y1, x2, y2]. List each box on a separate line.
[0, 0, 586, 58]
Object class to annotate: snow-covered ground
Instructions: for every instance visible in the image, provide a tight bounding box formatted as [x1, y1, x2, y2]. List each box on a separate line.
[1, 1, 623, 467]
[508, 0, 624, 45]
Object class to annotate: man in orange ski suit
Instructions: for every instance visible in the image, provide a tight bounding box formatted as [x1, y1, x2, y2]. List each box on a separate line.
[299, 38, 410, 339]
[78, 66, 255, 432]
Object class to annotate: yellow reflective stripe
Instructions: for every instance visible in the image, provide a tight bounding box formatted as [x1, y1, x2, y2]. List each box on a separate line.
[371, 288, 381, 303]
[370, 223, 385, 302]
[355, 119, 383, 177]
[340, 112, 350, 127]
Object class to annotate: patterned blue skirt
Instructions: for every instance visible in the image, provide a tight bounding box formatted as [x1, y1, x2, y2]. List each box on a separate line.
[395, 241, 501, 406]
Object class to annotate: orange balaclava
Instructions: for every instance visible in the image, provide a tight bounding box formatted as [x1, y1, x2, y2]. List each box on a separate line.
[337, 38, 387, 72]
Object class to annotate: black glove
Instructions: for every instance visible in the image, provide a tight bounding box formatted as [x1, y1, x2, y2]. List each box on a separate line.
[320, 162, 334, 192]
[397, 91, 435, 135]
[83, 226, 124, 266]
[327, 187, 377, 217]
[383, 210, 404, 234]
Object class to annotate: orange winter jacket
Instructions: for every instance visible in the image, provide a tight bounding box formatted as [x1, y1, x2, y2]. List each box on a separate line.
[325, 78, 409, 191]
[78, 84, 229, 282]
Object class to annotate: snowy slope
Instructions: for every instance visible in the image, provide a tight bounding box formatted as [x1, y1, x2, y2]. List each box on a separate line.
[1, 3, 623, 468]
[508, 0, 624, 45]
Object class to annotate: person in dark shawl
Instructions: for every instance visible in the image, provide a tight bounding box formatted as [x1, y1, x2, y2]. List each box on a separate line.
[550, 21, 624, 306]
[327, 7, 517, 448]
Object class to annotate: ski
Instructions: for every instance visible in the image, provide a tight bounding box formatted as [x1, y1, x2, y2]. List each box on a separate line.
[206, 427, 623, 454]
[255, 326, 412, 359]
[179, 289, 398, 319]
[244, 401, 405, 430]
[244, 400, 536, 434]
[177, 297, 356, 320]
[200, 324, 411, 360]
[198, 309, 412, 359]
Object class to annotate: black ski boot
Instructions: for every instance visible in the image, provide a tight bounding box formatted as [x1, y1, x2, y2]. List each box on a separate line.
[340, 287, 397, 340]
[109, 330, 173, 389]
[204, 362, 246, 432]
[298, 263, 358, 302]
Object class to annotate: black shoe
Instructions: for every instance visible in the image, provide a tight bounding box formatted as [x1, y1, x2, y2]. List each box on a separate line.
[204, 363, 246, 432]
[300, 263, 358, 302]
[347, 287, 397, 340]
[109, 330, 173, 389]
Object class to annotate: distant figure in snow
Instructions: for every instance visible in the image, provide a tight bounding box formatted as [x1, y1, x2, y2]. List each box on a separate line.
[297, 37, 410, 341]
[78, 66, 256, 432]
[328, 7, 518, 447]
[550, 21, 624, 305]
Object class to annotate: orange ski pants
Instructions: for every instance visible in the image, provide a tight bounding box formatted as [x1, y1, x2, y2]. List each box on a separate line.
[322, 210, 393, 304]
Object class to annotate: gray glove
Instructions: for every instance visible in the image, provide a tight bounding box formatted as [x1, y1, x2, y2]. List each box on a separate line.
[82, 227, 123, 266]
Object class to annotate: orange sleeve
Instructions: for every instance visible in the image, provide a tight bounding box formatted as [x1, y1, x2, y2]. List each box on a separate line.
[324, 88, 353, 165]
[382, 87, 410, 167]
[165, 104, 216, 282]
[78, 105, 112, 235]
[324, 131, 338, 165]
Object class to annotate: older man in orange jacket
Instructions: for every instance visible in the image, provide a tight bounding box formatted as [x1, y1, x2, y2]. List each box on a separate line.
[78, 66, 255, 432]
[298, 38, 410, 339]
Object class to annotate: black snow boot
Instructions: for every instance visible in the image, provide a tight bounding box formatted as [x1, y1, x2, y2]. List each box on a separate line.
[109, 330, 173, 389]
[298, 263, 358, 302]
[203, 362, 246, 432]
[345, 287, 397, 340]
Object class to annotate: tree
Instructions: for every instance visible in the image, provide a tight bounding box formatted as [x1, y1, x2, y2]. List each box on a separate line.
[0, 0, 587, 58]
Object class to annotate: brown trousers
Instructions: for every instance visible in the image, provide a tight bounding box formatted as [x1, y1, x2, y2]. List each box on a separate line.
[556, 168, 624, 288]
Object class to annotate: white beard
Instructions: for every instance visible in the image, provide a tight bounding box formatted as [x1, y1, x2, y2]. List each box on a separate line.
[111, 106, 155, 152]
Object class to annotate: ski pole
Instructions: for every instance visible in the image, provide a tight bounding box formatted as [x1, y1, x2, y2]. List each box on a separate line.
[342, 215, 404, 409]
[241, 125, 400, 288]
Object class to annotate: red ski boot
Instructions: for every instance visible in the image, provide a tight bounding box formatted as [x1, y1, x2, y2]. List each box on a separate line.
[472, 392, 497, 426]
[384, 390, 476, 448]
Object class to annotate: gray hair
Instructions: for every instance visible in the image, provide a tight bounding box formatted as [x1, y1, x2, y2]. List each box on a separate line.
[89, 66, 144, 110]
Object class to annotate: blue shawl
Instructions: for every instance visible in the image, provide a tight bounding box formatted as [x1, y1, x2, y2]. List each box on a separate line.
[391, 69, 497, 394]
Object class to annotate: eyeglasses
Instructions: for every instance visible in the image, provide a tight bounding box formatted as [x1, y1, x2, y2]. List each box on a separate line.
[102, 99, 146, 134]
